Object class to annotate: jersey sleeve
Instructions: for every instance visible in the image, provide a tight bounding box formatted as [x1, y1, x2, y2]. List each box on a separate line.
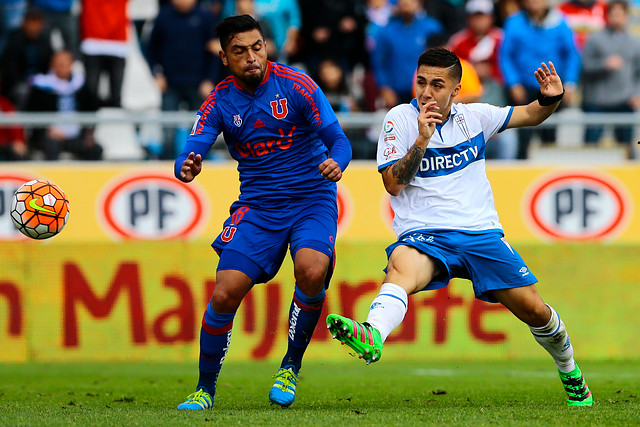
[470, 103, 514, 140]
[289, 69, 339, 132]
[376, 107, 412, 171]
[173, 90, 223, 181]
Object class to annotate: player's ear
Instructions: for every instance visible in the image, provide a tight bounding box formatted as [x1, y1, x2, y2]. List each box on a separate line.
[452, 83, 461, 98]
[219, 50, 228, 66]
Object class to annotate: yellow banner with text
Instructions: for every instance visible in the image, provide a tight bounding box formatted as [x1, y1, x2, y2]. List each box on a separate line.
[0, 162, 638, 362]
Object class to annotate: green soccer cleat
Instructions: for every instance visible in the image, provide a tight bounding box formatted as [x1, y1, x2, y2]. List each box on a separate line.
[558, 364, 593, 407]
[326, 314, 383, 365]
[177, 388, 214, 410]
[269, 367, 298, 408]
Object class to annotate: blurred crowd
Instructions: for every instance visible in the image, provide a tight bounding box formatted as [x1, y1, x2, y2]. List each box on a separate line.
[1, 0, 639, 161]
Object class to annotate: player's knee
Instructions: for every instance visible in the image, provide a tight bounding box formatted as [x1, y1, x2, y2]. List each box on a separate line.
[294, 266, 326, 295]
[210, 287, 243, 312]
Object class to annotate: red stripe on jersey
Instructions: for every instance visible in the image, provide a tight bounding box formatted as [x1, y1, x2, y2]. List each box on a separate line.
[272, 65, 317, 93]
[272, 70, 315, 94]
[195, 79, 231, 134]
[273, 63, 318, 91]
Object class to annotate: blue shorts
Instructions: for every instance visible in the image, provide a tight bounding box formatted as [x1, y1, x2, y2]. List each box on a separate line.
[212, 197, 337, 285]
[385, 229, 538, 303]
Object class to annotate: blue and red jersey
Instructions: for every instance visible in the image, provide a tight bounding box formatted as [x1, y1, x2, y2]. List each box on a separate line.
[175, 61, 351, 203]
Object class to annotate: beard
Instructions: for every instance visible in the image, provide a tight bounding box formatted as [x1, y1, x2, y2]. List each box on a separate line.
[238, 64, 265, 86]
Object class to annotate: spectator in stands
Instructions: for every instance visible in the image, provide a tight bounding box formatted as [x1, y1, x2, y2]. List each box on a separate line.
[0, 0, 26, 55]
[500, 0, 580, 159]
[0, 77, 28, 160]
[297, 0, 368, 76]
[26, 50, 103, 160]
[222, 0, 301, 62]
[316, 57, 358, 113]
[79, 0, 129, 109]
[129, 0, 159, 56]
[449, 0, 503, 84]
[362, 0, 394, 111]
[423, 0, 467, 45]
[455, 57, 483, 103]
[581, 0, 640, 158]
[147, 0, 221, 159]
[30, 0, 77, 54]
[371, 0, 443, 110]
[0, 7, 53, 109]
[233, 0, 278, 60]
[558, 0, 607, 51]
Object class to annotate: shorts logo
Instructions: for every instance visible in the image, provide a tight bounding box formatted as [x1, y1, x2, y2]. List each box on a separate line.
[270, 98, 288, 119]
[403, 234, 434, 243]
[220, 226, 237, 242]
[221, 206, 250, 242]
[233, 114, 242, 127]
[519, 266, 529, 276]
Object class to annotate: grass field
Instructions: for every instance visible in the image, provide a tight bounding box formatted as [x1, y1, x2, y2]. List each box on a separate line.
[0, 360, 638, 426]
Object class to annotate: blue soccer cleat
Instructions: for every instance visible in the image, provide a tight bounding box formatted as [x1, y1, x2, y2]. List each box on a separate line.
[177, 388, 214, 410]
[269, 367, 298, 407]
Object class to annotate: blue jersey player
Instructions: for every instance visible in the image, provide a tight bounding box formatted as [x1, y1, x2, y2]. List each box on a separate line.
[175, 15, 352, 410]
[327, 48, 592, 407]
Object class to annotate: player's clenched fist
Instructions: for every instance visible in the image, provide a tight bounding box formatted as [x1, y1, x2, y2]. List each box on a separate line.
[318, 158, 342, 182]
[181, 152, 202, 182]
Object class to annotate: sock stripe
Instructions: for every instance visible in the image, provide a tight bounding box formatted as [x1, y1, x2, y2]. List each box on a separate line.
[202, 316, 233, 335]
[293, 295, 324, 312]
[378, 293, 408, 309]
[530, 311, 561, 337]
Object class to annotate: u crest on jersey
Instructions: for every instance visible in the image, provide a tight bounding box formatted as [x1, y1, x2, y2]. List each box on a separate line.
[270, 98, 289, 119]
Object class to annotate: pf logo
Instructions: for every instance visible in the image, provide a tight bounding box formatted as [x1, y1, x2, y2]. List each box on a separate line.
[100, 173, 207, 240]
[0, 174, 33, 240]
[524, 172, 631, 241]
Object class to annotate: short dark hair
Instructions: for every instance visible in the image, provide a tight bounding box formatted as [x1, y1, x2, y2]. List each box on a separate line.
[215, 14, 264, 51]
[417, 48, 462, 83]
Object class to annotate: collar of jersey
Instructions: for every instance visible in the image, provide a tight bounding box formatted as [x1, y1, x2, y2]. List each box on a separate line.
[232, 61, 273, 93]
[410, 98, 457, 130]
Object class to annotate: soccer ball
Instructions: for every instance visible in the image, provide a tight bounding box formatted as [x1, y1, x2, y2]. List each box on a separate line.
[11, 179, 70, 239]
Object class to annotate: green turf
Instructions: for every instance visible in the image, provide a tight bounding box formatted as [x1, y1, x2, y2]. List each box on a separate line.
[0, 360, 637, 426]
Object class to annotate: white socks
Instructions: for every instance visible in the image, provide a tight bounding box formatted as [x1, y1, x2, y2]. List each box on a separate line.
[365, 283, 409, 342]
[529, 304, 575, 373]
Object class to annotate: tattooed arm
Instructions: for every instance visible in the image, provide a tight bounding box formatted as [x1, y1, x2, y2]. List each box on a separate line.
[381, 100, 442, 196]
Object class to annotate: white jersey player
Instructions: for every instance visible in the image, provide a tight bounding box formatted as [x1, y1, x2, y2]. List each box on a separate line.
[327, 47, 592, 407]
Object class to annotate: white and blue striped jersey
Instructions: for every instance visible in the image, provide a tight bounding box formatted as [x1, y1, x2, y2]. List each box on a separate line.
[377, 99, 514, 237]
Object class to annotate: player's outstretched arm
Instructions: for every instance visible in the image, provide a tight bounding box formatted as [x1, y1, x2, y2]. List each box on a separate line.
[506, 61, 564, 129]
[180, 152, 202, 182]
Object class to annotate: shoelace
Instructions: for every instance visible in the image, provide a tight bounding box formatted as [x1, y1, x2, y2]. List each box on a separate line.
[274, 369, 297, 389]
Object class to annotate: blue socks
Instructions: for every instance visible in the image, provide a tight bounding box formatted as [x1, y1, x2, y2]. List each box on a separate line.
[280, 286, 325, 374]
[197, 304, 235, 396]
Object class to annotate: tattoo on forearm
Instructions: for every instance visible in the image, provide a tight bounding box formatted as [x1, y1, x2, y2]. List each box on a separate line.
[391, 144, 425, 185]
